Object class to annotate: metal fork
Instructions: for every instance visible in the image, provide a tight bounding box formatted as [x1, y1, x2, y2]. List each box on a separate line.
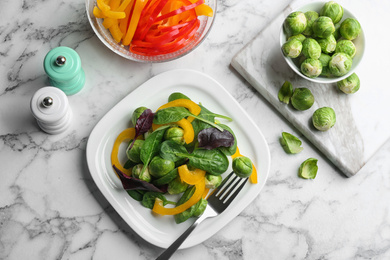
[156, 172, 248, 260]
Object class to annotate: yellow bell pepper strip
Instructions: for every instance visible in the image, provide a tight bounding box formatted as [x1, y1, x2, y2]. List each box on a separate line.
[157, 98, 201, 123]
[232, 147, 258, 184]
[188, 0, 213, 17]
[102, 17, 116, 29]
[111, 127, 136, 176]
[93, 6, 106, 18]
[122, 0, 148, 46]
[109, 23, 124, 42]
[153, 177, 205, 215]
[119, 1, 134, 35]
[178, 164, 206, 185]
[202, 187, 210, 198]
[97, 0, 111, 12]
[96, 0, 126, 19]
[152, 118, 194, 144]
[117, 0, 134, 11]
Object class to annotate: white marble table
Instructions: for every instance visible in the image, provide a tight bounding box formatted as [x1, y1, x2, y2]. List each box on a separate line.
[1, 0, 390, 259]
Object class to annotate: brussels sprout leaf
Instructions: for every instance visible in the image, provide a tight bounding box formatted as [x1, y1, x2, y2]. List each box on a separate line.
[298, 158, 318, 179]
[280, 132, 303, 154]
[278, 81, 293, 104]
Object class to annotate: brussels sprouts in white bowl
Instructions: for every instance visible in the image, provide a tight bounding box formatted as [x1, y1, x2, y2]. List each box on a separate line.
[280, 1, 365, 83]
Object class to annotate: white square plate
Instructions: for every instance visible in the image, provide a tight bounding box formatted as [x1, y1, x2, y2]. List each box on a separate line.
[86, 69, 270, 248]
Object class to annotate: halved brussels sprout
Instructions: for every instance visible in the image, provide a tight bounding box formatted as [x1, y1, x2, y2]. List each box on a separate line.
[131, 106, 148, 126]
[328, 52, 352, 77]
[320, 1, 344, 24]
[340, 18, 361, 40]
[302, 38, 321, 59]
[205, 174, 223, 189]
[149, 156, 175, 178]
[280, 132, 303, 154]
[312, 16, 335, 38]
[301, 58, 323, 78]
[168, 175, 188, 195]
[318, 53, 332, 77]
[312, 107, 336, 131]
[282, 38, 303, 58]
[278, 81, 294, 104]
[335, 40, 356, 58]
[291, 88, 315, 111]
[284, 11, 307, 36]
[126, 139, 144, 163]
[132, 164, 152, 182]
[287, 33, 306, 43]
[232, 156, 253, 178]
[317, 34, 337, 54]
[298, 158, 318, 179]
[303, 11, 319, 36]
[337, 73, 360, 94]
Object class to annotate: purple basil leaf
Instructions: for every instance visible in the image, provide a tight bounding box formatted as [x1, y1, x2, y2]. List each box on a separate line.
[128, 109, 154, 150]
[113, 165, 166, 193]
[198, 128, 234, 150]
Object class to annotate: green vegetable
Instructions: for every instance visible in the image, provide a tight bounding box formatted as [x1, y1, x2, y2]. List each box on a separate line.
[188, 148, 229, 175]
[164, 126, 185, 145]
[287, 34, 306, 42]
[298, 158, 318, 179]
[141, 192, 175, 209]
[282, 39, 303, 58]
[337, 73, 360, 94]
[284, 11, 307, 36]
[232, 156, 253, 178]
[174, 186, 197, 223]
[320, 1, 344, 24]
[319, 53, 332, 77]
[291, 88, 315, 111]
[126, 139, 144, 163]
[333, 22, 341, 40]
[168, 176, 188, 195]
[132, 164, 152, 182]
[301, 58, 323, 78]
[205, 174, 223, 189]
[216, 124, 237, 156]
[152, 168, 179, 186]
[340, 18, 361, 40]
[139, 129, 166, 175]
[317, 34, 336, 54]
[335, 40, 356, 58]
[127, 190, 146, 201]
[278, 81, 294, 104]
[192, 198, 208, 217]
[280, 132, 303, 154]
[159, 140, 188, 162]
[148, 156, 175, 178]
[131, 106, 148, 126]
[312, 16, 335, 38]
[312, 107, 336, 131]
[328, 52, 352, 77]
[168, 92, 191, 102]
[302, 38, 321, 59]
[303, 11, 319, 36]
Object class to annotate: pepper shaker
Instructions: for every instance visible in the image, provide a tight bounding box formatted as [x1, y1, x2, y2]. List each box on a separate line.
[30, 87, 72, 134]
[43, 46, 85, 95]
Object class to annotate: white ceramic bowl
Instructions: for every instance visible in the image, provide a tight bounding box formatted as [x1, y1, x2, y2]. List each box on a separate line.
[280, 1, 365, 83]
[85, 0, 216, 63]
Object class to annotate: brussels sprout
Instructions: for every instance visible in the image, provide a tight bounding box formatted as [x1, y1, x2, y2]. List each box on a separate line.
[302, 38, 321, 59]
[301, 58, 323, 78]
[168, 92, 190, 102]
[280, 132, 303, 154]
[328, 52, 352, 77]
[318, 53, 332, 77]
[131, 106, 148, 126]
[126, 139, 144, 163]
[320, 1, 344, 24]
[333, 22, 341, 40]
[340, 18, 361, 40]
[337, 73, 360, 94]
[149, 156, 175, 178]
[312, 107, 336, 131]
[287, 34, 306, 43]
[303, 11, 319, 36]
[282, 39, 303, 58]
[312, 16, 335, 38]
[317, 34, 337, 54]
[278, 81, 294, 104]
[298, 158, 318, 179]
[335, 40, 356, 58]
[132, 164, 152, 182]
[232, 156, 253, 178]
[152, 168, 178, 186]
[205, 174, 223, 189]
[168, 176, 188, 195]
[164, 126, 185, 145]
[291, 88, 315, 111]
[284, 11, 307, 36]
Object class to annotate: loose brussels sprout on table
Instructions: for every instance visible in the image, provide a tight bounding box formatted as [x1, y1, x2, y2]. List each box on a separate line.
[312, 16, 335, 38]
[301, 58, 323, 78]
[340, 18, 361, 40]
[320, 1, 344, 24]
[282, 38, 303, 58]
[278, 81, 294, 104]
[312, 107, 336, 131]
[284, 11, 307, 36]
[328, 52, 352, 77]
[291, 87, 315, 111]
[280, 132, 303, 154]
[302, 38, 321, 59]
[337, 73, 360, 94]
[298, 158, 318, 179]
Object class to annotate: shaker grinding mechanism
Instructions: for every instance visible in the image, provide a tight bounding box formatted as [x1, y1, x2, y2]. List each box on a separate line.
[30, 87, 72, 134]
[43, 46, 85, 95]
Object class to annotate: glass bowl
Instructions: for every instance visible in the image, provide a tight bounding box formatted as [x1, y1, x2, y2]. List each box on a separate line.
[85, 0, 216, 63]
[280, 1, 365, 84]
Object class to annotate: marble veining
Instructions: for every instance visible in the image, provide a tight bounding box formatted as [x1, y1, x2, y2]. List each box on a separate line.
[1, 0, 390, 259]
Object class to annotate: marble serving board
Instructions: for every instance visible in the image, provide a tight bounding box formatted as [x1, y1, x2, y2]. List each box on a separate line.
[231, 0, 390, 177]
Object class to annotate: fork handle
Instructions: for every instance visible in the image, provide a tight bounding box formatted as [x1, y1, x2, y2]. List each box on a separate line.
[156, 215, 207, 260]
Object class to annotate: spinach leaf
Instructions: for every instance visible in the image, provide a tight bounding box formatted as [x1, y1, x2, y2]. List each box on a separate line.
[174, 186, 197, 224]
[187, 148, 229, 175]
[127, 190, 146, 201]
[139, 129, 166, 174]
[159, 140, 189, 162]
[141, 192, 175, 209]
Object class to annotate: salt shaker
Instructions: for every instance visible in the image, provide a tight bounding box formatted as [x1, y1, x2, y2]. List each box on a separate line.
[30, 87, 72, 134]
[43, 46, 85, 95]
